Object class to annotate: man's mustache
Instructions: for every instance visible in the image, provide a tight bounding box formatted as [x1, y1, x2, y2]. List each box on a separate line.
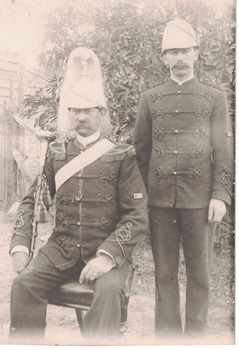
[173, 63, 189, 69]
[68, 118, 87, 130]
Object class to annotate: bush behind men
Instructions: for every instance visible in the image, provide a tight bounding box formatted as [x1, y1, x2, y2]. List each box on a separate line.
[134, 18, 233, 340]
[9, 47, 148, 344]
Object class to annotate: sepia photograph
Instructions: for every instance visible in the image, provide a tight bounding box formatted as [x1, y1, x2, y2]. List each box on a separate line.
[0, 0, 236, 348]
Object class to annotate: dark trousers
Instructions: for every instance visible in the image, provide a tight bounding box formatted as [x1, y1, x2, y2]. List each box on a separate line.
[149, 207, 216, 337]
[9, 251, 129, 344]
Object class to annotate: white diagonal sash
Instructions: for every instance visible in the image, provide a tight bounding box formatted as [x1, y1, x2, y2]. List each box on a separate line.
[55, 138, 115, 192]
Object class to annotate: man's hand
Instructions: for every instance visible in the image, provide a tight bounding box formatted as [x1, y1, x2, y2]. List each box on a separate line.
[208, 199, 226, 223]
[12, 252, 30, 274]
[79, 254, 114, 284]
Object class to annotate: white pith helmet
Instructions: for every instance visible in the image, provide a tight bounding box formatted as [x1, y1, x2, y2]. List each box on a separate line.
[162, 18, 199, 54]
[58, 47, 111, 136]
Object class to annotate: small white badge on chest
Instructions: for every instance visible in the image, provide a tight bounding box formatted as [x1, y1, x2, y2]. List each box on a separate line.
[133, 193, 143, 199]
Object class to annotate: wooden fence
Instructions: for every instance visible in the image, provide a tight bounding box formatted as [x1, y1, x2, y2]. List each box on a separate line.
[0, 51, 43, 210]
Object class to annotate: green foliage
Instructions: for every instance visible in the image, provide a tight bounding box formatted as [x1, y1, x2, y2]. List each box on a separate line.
[22, 74, 60, 130]
[20, 0, 235, 255]
[214, 206, 235, 258]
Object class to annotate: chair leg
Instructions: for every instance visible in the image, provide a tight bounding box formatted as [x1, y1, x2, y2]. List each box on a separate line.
[119, 295, 129, 334]
[75, 308, 85, 335]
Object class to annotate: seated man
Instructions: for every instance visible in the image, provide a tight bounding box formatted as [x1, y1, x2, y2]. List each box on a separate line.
[9, 47, 148, 344]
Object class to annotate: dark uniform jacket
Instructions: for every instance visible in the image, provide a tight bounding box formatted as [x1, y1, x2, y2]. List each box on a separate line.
[10, 137, 148, 271]
[133, 77, 233, 209]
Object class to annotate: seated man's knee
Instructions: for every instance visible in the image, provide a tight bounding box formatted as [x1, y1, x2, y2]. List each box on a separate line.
[94, 273, 125, 303]
[12, 272, 27, 289]
[11, 269, 35, 296]
[98, 274, 121, 292]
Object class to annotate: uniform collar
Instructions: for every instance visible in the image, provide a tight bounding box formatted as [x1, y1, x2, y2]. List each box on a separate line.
[170, 75, 195, 86]
[76, 129, 101, 147]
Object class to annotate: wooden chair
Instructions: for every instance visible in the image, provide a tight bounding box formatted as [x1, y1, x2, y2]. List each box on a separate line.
[48, 264, 134, 335]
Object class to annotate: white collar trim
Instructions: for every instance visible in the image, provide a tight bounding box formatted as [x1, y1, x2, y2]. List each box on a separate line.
[76, 129, 101, 147]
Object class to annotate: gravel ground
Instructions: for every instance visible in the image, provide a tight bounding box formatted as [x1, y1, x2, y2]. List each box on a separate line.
[0, 211, 235, 346]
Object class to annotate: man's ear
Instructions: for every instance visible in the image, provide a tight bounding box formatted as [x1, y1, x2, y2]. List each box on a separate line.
[162, 53, 168, 66]
[193, 48, 199, 62]
[100, 107, 107, 116]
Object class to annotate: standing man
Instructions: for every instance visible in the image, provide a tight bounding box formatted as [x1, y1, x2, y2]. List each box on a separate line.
[133, 18, 233, 339]
[9, 47, 148, 344]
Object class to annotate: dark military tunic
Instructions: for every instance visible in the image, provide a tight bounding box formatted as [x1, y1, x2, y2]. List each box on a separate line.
[9, 136, 148, 341]
[133, 76, 233, 335]
[134, 77, 233, 208]
[10, 136, 148, 270]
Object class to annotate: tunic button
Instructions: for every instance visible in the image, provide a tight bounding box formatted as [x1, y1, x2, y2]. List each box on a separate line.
[174, 150, 178, 154]
[173, 171, 177, 175]
[175, 129, 178, 133]
[178, 90, 181, 94]
[78, 174, 82, 178]
[77, 244, 80, 248]
[175, 109, 179, 113]
[77, 222, 81, 226]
